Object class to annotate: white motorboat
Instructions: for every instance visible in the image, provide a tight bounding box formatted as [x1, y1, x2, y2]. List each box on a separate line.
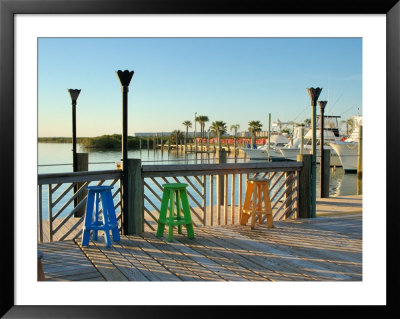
[280, 116, 343, 167]
[329, 115, 362, 173]
[241, 134, 290, 160]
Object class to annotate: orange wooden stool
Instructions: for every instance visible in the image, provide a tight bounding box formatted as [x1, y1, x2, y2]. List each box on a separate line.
[240, 177, 274, 229]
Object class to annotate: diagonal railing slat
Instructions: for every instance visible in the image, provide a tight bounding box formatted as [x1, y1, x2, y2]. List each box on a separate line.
[51, 183, 75, 209]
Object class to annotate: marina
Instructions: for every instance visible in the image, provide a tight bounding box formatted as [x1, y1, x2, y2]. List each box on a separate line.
[34, 39, 364, 288]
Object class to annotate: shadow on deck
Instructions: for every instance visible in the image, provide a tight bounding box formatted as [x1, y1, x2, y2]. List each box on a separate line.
[39, 213, 362, 282]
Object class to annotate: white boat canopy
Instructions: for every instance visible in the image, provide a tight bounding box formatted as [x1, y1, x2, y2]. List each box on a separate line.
[269, 134, 290, 144]
[304, 129, 337, 140]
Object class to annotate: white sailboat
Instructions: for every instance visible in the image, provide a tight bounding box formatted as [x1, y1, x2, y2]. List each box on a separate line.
[329, 115, 362, 173]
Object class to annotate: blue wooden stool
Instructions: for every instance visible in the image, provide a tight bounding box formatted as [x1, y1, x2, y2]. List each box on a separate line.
[81, 185, 120, 247]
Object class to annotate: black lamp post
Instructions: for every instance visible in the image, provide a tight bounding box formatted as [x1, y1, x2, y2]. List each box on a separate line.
[116, 70, 134, 235]
[306, 87, 322, 218]
[318, 100, 328, 197]
[68, 89, 81, 173]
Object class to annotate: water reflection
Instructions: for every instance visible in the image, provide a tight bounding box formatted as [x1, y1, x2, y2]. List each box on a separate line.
[38, 143, 357, 196]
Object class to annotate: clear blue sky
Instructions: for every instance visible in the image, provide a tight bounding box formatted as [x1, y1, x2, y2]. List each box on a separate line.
[38, 37, 362, 137]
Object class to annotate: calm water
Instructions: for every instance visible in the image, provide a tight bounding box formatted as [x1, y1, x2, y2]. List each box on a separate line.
[38, 142, 357, 198]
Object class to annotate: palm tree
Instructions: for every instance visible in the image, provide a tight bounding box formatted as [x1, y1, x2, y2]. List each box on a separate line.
[182, 120, 192, 141]
[230, 124, 240, 136]
[230, 124, 240, 156]
[196, 115, 209, 138]
[170, 130, 184, 144]
[248, 120, 263, 144]
[210, 121, 227, 137]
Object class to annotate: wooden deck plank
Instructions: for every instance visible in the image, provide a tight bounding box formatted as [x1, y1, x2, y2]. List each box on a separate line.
[123, 235, 183, 281]
[237, 226, 362, 272]
[90, 238, 150, 281]
[110, 239, 160, 281]
[76, 240, 129, 281]
[172, 230, 264, 281]
[138, 233, 203, 281]
[148, 234, 231, 281]
[39, 240, 103, 282]
[62, 271, 105, 281]
[210, 226, 353, 281]
[116, 236, 180, 281]
[229, 223, 362, 280]
[142, 232, 225, 281]
[199, 226, 314, 281]
[193, 227, 304, 281]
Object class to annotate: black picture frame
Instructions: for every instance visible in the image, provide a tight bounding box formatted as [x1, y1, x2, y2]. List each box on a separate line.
[1, 0, 398, 317]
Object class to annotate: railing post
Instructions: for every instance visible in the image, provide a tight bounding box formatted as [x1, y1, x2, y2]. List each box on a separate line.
[127, 159, 144, 235]
[321, 149, 330, 198]
[297, 154, 312, 218]
[38, 185, 43, 243]
[217, 149, 226, 204]
[74, 152, 88, 217]
[48, 184, 53, 242]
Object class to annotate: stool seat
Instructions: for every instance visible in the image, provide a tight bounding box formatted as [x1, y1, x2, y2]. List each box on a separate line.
[156, 183, 195, 242]
[81, 185, 120, 247]
[162, 183, 188, 190]
[240, 178, 274, 229]
[86, 185, 114, 191]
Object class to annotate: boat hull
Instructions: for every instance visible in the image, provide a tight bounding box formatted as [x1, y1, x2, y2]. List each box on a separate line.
[280, 147, 343, 167]
[241, 147, 285, 161]
[329, 142, 359, 172]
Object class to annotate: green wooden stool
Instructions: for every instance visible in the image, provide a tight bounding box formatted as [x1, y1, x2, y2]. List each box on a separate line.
[156, 183, 195, 242]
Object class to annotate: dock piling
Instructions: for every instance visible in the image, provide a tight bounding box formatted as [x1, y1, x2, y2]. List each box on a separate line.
[357, 125, 362, 195]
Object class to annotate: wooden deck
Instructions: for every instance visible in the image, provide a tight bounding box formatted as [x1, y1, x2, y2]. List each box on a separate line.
[39, 212, 362, 281]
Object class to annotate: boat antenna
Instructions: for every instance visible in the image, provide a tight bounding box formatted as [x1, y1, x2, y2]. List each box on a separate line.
[327, 92, 343, 116]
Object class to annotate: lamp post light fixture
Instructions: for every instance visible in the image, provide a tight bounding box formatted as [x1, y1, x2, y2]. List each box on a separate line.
[318, 100, 328, 198]
[68, 89, 81, 173]
[306, 87, 322, 218]
[116, 69, 134, 235]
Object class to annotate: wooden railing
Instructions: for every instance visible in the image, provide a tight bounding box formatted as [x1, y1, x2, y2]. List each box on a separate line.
[37, 170, 122, 243]
[141, 162, 302, 231]
[37, 161, 303, 242]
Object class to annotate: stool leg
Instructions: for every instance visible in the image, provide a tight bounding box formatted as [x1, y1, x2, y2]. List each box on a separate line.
[105, 191, 120, 242]
[240, 181, 253, 225]
[250, 182, 257, 229]
[176, 190, 182, 234]
[180, 189, 194, 239]
[82, 191, 95, 246]
[257, 183, 262, 224]
[168, 190, 174, 242]
[100, 192, 112, 247]
[156, 189, 169, 238]
[93, 193, 99, 241]
[262, 183, 274, 228]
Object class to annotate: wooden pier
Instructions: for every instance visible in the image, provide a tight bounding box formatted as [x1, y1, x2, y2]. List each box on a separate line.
[39, 207, 362, 282]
